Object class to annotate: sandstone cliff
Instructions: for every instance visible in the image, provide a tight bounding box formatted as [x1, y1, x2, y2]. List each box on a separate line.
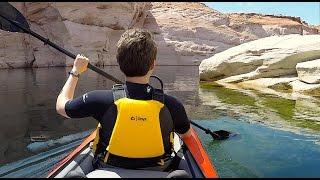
[0, 2, 319, 68]
[0, 2, 149, 69]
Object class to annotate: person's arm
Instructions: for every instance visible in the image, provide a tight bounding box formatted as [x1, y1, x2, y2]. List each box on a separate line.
[164, 95, 191, 138]
[56, 54, 89, 118]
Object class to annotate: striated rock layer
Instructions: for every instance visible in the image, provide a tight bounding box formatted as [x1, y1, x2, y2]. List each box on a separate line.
[0, 2, 149, 68]
[0, 2, 319, 68]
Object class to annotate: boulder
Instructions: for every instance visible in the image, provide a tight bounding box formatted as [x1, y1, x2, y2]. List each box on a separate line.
[296, 59, 320, 84]
[200, 34, 320, 82]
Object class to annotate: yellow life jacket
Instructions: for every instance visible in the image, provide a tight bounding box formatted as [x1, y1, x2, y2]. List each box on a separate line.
[108, 97, 165, 158]
[92, 83, 174, 165]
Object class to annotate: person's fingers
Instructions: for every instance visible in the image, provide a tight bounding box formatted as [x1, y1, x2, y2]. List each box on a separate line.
[79, 54, 88, 61]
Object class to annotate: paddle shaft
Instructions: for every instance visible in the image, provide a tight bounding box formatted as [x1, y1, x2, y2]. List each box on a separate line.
[190, 121, 216, 136]
[0, 14, 123, 84]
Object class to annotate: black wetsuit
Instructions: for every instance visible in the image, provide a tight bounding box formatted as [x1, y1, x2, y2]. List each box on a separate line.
[65, 81, 190, 167]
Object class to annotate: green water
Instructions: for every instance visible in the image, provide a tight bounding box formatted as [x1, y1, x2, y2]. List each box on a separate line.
[1, 66, 320, 177]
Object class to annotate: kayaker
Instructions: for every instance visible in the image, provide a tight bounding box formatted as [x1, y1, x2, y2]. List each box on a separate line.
[56, 28, 191, 171]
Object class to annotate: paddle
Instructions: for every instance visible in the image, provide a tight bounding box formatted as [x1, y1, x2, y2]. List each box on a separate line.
[0, 2, 122, 84]
[190, 121, 232, 140]
[0, 2, 233, 140]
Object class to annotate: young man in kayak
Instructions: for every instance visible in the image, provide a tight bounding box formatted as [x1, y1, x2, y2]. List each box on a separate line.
[56, 28, 191, 170]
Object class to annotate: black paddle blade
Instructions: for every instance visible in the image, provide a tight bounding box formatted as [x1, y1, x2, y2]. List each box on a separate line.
[211, 130, 234, 140]
[0, 2, 29, 33]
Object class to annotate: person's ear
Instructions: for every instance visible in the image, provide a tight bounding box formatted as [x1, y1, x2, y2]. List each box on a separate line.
[150, 60, 155, 70]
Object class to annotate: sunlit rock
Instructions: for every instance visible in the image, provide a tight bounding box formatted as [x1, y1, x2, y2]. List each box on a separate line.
[200, 34, 320, 81]
[296, 59, 320, 84]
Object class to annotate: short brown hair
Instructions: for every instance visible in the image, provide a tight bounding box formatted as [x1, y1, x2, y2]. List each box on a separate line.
[116, 28, 157, 77]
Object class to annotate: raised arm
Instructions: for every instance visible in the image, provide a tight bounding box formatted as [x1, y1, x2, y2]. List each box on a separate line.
[56, 54, 89, 118]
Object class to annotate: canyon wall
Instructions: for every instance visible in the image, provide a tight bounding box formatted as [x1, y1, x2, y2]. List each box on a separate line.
[0, 2, 318, 68]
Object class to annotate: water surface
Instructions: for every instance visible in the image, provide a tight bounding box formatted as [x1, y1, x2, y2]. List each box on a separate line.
[0, 66, 319, 177]
[196, 118, 320, 178]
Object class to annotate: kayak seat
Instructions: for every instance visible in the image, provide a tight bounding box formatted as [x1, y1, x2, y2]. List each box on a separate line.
[86, 168, 191, 178]
[166, 170, 191, 178]
[65, 170, 87, 178]
[86, 168, 169, 178]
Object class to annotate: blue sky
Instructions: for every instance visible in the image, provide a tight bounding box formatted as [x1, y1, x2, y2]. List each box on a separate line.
[203, 2, 320, 25]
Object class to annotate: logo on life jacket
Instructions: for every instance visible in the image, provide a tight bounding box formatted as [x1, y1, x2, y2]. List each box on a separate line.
[130, 116, 147, 121]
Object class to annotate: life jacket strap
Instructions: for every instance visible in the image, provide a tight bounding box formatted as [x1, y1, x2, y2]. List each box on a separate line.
[112, 83, 165, 103]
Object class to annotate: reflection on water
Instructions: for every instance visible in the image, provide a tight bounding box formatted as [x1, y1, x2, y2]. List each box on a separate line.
[0, 66, 320, 177]
[199, 82, 320, 136]
[0, 66, 201, 165]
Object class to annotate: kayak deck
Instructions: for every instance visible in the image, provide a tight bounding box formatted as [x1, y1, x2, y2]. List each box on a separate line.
[47, 128, 218, 178]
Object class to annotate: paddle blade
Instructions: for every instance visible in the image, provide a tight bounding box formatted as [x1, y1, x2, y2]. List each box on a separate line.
[0, 2, 29, 33]
[211, 130, 234, 140]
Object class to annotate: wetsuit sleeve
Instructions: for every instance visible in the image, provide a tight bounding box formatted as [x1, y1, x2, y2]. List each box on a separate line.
[64, 90, 113, 120]
[164, 95, 191, 134]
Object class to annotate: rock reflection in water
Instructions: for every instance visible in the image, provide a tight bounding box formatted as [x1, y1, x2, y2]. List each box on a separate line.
[199, 82, 320, 136]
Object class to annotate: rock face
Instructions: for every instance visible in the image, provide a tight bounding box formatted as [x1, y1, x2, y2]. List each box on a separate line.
[0, 2, 34, 69]
[144, 3, 319, 65]
[228, 13, 318, 38]
[0, 2, 149, 68]
[51, 2, 149, 66]
[199, 34, 320, 97]
[143, 2, 247, 65]
[0, 2, 319, 68]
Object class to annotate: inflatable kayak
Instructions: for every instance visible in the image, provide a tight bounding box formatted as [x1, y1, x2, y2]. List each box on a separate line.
[47, 127, 218, 178]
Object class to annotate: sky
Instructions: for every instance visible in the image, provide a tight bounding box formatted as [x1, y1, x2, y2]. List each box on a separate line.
[203, 2, 320, 26]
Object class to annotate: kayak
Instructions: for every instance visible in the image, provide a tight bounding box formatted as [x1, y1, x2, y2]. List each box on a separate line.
[47, 127, 219, 178]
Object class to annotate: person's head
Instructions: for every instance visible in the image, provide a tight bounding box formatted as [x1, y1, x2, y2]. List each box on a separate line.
[116, 28, 157, 78]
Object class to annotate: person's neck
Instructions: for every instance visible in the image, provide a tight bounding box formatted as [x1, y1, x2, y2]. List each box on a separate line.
[126, 76, 150, 84]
